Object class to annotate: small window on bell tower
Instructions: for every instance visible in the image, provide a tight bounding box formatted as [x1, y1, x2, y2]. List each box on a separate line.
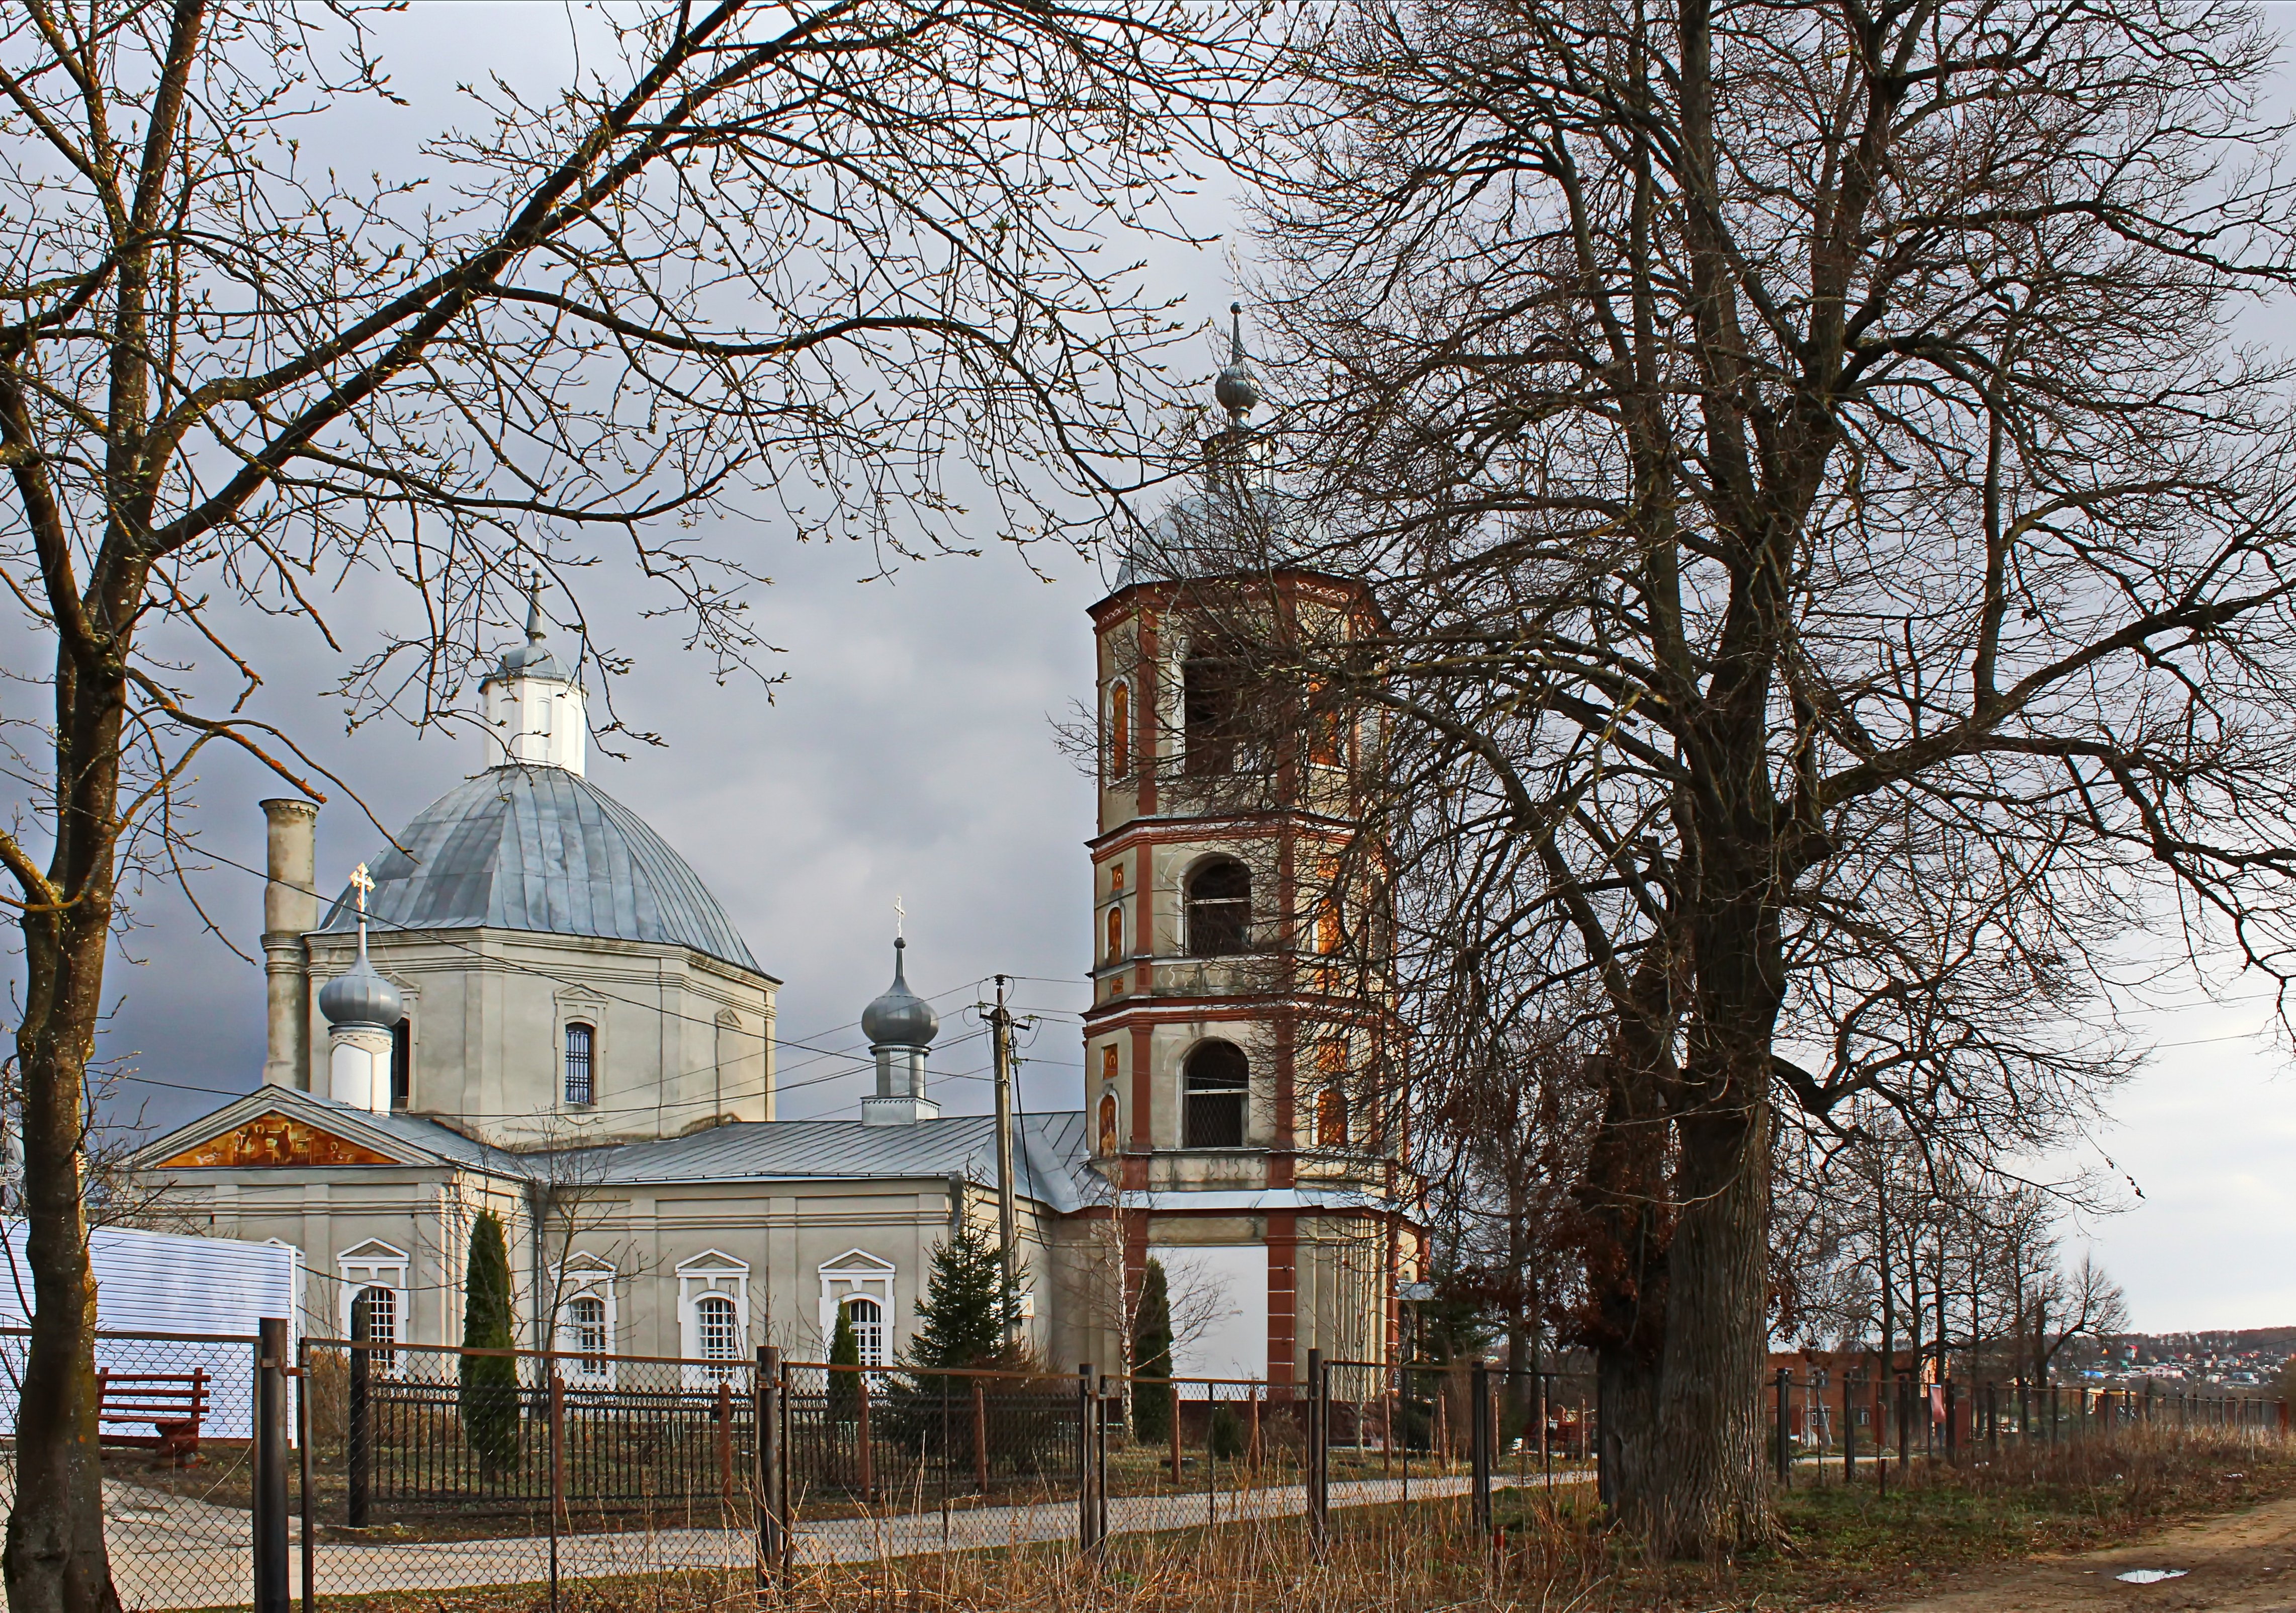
[1183, 1041, 1249, 1148]
[1186, 859, 1252, 956]
[1108, 681, 1131, 779]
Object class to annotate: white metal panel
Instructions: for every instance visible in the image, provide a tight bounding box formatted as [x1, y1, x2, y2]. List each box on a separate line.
[0, 1221, 301, 1439]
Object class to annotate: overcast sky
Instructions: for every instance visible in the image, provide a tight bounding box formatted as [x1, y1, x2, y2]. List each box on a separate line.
[27, 3, 2296, 1338]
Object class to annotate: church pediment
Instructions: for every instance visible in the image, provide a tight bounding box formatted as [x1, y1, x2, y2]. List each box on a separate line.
[156, 1111, 398, 1169]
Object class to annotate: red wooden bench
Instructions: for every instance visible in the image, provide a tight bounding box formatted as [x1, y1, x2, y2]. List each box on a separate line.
[97, 1368, 209, 1466]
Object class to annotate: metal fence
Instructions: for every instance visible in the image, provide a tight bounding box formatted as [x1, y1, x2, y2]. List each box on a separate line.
[1762, 1368, 2294, 1489]
[8, 1327, 2288, 1612]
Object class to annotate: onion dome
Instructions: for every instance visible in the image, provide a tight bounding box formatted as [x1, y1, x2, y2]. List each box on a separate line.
[319, 931, 403, 1031]
[860, 938, 938, 1048]
[1213, 302, 1260, 425]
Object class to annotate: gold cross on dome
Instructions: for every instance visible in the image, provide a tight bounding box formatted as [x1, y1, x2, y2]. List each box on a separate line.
[348, 862, 375, 916]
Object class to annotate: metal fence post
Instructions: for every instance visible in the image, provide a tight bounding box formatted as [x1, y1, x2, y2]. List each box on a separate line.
[755, 1344, 782, 1591]
[1077, 1362, 1097, 1556]
[547, 1372, 564, 1613]
[297, 1337, 315, 1613]
[1774, 1368, 1791, 1486]
[1097, 1374, 1110, 1546]
[347, 1295, 372, 1529]
[255, 1318, 290, 1613]
[1896, 1374, 1910, 1474]
[1469, 1357, 1492, 1537]
[1843, 1372, 1856, 1483]
[1307, 1348, 1329, 1550]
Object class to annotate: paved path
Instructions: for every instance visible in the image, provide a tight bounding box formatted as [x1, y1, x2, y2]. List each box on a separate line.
[81, 1466, 1591, 1608]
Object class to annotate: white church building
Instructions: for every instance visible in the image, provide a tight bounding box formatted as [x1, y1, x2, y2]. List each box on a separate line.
[128, 357, 1420, 1385]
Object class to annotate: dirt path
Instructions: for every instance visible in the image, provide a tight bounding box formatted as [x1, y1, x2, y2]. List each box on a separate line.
[1882, 1491, 2296, 1613]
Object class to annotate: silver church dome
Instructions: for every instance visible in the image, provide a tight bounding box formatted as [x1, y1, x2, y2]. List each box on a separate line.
[318, 766, 762, 975]
[318, 945, 403, 1030]
[860, 939, 938, 1048]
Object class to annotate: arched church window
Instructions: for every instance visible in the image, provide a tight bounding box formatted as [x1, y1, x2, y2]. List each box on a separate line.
[844, 1295, 886, 1368]
[1307, 684, 1346, 768]
[1108, 681, 1131, 778]
[1105, 904, 1124, 964]
[1315, 1037, 1351, 1147]
[1097, 1091, 1119, 1155]
[564, 1022, 594, 1107]
[569, 1294, 608, 1371]
[1182, 1041, 1249, 1148]
[1182, 640, 1243, 775]
[1186, 859, 1252, 956]
[353, 1286, 398, 1374]
[390, 1020, 412, 1110]
[695, 1294, 739, 1363]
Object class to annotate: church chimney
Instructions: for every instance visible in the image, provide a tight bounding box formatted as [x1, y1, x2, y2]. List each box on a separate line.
[260, 799, 319, 1087]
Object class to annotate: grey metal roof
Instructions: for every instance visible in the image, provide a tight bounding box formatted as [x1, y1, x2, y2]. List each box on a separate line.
[319, 766, 762, 975]
[587, 1111, 1094, 1213]
[131, 1084, 1094, 1215]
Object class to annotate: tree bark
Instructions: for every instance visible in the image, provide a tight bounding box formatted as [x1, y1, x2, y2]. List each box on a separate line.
[5, 651, 132, 1613]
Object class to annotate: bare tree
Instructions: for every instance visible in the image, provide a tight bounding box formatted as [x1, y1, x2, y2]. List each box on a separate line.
[1189, 0, 2296, 1554]
[0, 2, 1255, 1606]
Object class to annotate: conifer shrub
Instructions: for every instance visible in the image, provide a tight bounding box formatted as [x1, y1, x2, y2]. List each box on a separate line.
[1132, 1259, 1175, 1444]
[459, 1210, 520, 1477]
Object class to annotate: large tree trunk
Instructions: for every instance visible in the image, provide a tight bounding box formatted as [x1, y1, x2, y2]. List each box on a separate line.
[1648, 1098, 1771, 1556]
[5, 623, 132, 1613]
[1572, 1011, 1672, 1521]
[1641, 826, 1785, 1555]
[6, 914, 120, 1613]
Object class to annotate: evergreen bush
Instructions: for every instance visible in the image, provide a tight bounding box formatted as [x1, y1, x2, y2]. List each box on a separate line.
[1132, 1259, 1174, 1442]
[828, 1303, 862, 1422]
[1208, 1400, 1246, 1462]
[459, 1210, 520, 1476]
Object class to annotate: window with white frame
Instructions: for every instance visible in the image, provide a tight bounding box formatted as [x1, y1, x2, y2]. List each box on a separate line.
[569, 1296, 608, 1366]
[550, 1254, 618, 1386]
[337, 1240, 410, 1375]
[564, 1021, 595, 1107]
[842, 1296, 886, 1368]
[696, 1296, 740, 1361]
[675, 1250, 749, 1387]
[817, 1250, 897, 1364]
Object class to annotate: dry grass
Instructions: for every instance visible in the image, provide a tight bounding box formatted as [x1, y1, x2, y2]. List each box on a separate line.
[301, 1426, 2294, 1613]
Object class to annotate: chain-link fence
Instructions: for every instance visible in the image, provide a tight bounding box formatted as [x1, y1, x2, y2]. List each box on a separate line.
[1763, 1369, 2295, 1490]
[6, 1328, 2288, 1612]
[0, 1328, 262, 1613]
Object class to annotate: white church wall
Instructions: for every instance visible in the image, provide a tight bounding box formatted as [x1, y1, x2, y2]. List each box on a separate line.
[302, 927, 774, 1149]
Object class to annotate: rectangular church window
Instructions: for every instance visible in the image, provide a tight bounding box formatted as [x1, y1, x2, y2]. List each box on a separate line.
[565, 1022, 594, 1107]
[390, 1020, 411, 1110]
[1183, 1041, 1249, 1148]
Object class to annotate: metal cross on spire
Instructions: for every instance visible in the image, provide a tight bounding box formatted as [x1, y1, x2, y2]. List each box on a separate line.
[348, 862, 375, 916]
[894, 893, 906, 940]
